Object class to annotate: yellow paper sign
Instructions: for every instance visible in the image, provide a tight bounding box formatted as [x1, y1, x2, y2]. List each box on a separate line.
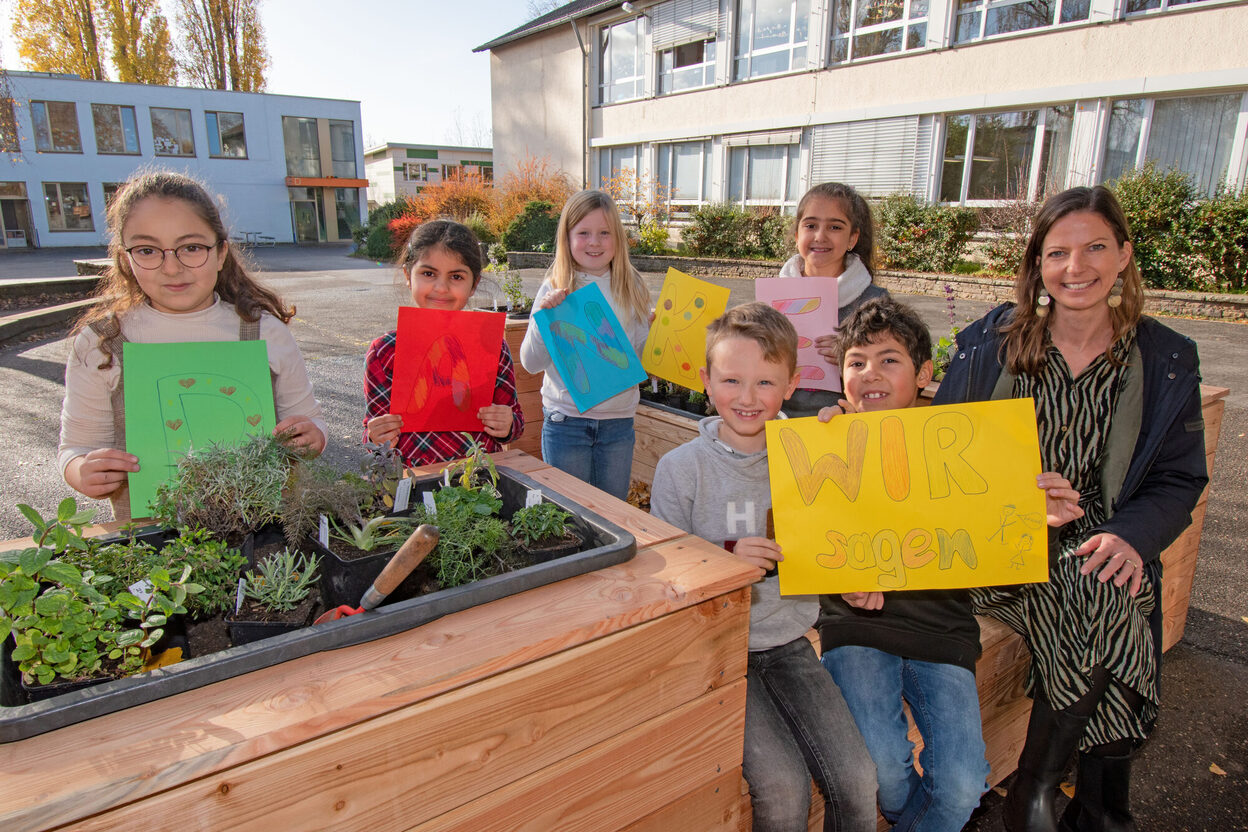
[766, 400, 1048, 595]
[641, 268, 731, 392]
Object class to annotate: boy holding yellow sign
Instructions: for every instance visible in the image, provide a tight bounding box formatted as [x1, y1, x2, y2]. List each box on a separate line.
[651, 303, 876, 832]
[814, 299, 1084, 832]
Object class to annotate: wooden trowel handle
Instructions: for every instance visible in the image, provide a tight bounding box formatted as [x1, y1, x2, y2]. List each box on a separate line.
[360, 524, 439, 610]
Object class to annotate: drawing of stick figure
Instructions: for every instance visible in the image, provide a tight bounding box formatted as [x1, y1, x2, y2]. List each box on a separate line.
[1010, 534, 1034, 569]
[989, 504, 1043, 542]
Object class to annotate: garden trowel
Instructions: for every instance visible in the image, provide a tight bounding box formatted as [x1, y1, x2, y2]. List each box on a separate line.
[313, 524, 439, 623]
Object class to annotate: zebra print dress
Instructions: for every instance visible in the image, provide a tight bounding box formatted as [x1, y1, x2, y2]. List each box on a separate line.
[973, 331, 1157, 749]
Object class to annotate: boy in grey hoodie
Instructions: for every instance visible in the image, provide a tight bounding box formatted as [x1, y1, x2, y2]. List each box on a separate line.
[651, 302, 876, 832]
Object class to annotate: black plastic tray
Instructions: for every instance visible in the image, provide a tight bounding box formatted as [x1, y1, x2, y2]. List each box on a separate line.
[0, 466, 635, 742]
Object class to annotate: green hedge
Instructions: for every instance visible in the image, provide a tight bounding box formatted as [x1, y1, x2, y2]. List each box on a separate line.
[681, 203, 790, 260]
[502, 200, 558, 253]
[1111, 164, 1248, 291]
[876, 195, 978, 273]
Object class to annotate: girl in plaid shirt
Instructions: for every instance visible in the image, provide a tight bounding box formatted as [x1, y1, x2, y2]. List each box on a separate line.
[364, 220, 523, 466]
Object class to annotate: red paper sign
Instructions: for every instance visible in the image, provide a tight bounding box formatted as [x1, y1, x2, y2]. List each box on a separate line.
[391, 307, 506, 432]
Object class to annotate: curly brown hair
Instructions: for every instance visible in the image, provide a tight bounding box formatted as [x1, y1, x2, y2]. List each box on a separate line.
[74, 169, 293, 368]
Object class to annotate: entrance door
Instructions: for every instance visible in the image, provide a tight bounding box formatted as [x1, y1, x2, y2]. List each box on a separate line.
[291, 200, 320, 243]
[0, 199, 33, 248]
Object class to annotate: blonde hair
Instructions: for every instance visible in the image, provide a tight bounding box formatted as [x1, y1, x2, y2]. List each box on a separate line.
[706, 302, 798, 376]
[548, 190, 650, 325]
[74, 169, 292, 368]
[1000, 185, 1144, 375]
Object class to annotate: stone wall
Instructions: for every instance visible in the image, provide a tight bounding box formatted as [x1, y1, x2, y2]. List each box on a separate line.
[505, 253, 1248, 321]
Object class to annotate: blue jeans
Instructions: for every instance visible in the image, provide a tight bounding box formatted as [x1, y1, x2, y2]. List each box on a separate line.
[540, 409, 634, 500]
[746, 637, 878, 832]
[822, 646, 989, 832]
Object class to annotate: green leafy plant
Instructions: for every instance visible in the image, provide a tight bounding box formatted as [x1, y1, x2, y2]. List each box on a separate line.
[510, 502, 572, 546]
[630, 220, 672, 255]
[464, 210, 498, 244]
[411, 499, 513, 589]
[443, 434, 500, 496]
[681, 203, 791, 260]
[329, 514, 417, 552]
[876, 195, 979, 273]
[360, 440, 406, 511]
[486, 241, 508, 268]
[242, 549, 320, 613]
[282, 457, 373, 542]
[159, 528, 247, 618]
[2, 502, 201, 684]
[1189, 184, 1248, 291]
[154, 433, 301, 540]
[500, 271, 532, 313]
[687, 389, 710, 415]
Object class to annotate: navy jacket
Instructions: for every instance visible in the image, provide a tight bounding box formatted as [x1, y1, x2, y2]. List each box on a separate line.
[934, 304, 1207, 570]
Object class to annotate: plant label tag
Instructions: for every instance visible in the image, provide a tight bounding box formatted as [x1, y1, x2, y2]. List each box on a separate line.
[319, 514, 329, 547]
[423, 490, 437, 516]
[235, 578, 246, 614]
[525, 489, 542, 508]
[650, 377, 659, 393]
[128, 579, 153, 603]
[394, 477, 413, 512]
[443, 468, 451, 487]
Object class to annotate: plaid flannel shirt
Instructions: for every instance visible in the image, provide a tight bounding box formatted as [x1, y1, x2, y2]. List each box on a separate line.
[363, 330, 523, 467]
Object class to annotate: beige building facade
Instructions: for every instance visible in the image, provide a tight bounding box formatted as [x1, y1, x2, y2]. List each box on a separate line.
[477, 0, 1248, 213]
[363, 143, 494, 209]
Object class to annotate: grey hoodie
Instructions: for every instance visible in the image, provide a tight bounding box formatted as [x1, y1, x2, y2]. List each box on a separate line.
[651, 416, 819, 651]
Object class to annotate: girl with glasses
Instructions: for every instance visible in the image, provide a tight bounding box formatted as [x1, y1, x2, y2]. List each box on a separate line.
[59, 169, 326, 520]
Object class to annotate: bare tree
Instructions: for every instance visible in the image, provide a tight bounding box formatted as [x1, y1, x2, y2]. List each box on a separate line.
[444, 107, 493, 148]
[175, 0, 268, 92]
[525, 0, 564, 20]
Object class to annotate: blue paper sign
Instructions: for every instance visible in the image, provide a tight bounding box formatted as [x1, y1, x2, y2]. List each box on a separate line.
[534, 282, 646, 412]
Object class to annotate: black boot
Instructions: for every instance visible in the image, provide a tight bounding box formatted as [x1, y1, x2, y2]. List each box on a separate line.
[1005, 695, 1089, 832]
[1059, 751, 1138, 832]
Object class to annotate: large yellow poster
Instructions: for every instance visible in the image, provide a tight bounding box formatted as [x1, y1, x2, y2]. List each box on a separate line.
[765, 400, 1048, 595]
[641, 268, 731, 392]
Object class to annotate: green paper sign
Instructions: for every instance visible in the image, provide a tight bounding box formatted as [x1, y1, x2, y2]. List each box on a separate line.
[123, 341, 276, 515]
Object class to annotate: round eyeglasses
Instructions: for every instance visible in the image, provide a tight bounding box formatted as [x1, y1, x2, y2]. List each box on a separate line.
[125, 241, 220, 270]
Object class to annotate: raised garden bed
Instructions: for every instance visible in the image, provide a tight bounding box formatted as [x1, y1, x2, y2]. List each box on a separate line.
[0, 465, 635, 743]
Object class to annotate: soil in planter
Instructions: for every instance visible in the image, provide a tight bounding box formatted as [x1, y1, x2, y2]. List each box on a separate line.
[231, 595, 317, 626]
[186, 615, 231, 657]
[520, 531, 584, 565]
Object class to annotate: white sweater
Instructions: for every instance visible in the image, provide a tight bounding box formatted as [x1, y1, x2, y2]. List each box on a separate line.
[59, 297, 326, 474]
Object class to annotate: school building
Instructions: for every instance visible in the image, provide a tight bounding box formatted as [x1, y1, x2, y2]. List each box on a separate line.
[364, 143, 494, 210]
[475, 0, 1248, 215]
[0, 71, 366, 249]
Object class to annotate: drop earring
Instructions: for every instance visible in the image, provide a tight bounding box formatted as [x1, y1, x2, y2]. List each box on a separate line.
[1035, 287, 1051, 318]
[1107, 275, 1124, 308]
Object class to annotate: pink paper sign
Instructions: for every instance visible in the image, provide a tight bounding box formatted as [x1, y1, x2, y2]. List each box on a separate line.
[391, 307, 506, 432]
[754, 276, 841, 392]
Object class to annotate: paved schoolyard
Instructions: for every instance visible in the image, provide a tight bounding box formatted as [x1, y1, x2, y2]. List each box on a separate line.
[1, 244, 1244, 826]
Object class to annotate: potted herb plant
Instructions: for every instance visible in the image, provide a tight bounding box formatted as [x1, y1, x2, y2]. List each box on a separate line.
[226, 548, 321, 646]
[509, 502, 580, 563]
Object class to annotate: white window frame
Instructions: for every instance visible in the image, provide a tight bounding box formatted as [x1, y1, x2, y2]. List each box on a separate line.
[952, 0, 1087, 45]
[402, 162, 428, 182]
[1098, 91, 1248, 196]
[1122, 0, 1231, 15]
[205, 110, 247, 159]
[42, 181, 94, 232]
[657, 140, 713, 216]
[726, 137, 802, 212]
[940, 107, 1074, 205]
[658, 38, 718, 95]
[599, 16, 647, 104]
[829, 0, 930, 64]
[734, 0, 811, 81]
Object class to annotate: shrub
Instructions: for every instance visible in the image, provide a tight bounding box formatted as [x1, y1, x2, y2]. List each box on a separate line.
[464, 211, 497, 244]
[979, 199, 1042, 275]
[681, 203, 744, 258]
[495, 154, 576, 237]
[631, 221, 671, 255]
[363, 223, 395, 260]
[404, 170, 495, 224]
[387, 212, 423, 255]
[502, 200, 559, 253]
[1110, 164, 1198, 290]
[681, 204, 791, 260]
[1190, 185, 1248, 291]
[355, 201, 406, 259]
[876, 195, 978, 273]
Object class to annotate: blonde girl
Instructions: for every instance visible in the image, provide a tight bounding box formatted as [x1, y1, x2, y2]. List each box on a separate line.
[60, 169, 326, 520]
[519, 190, 650, 499]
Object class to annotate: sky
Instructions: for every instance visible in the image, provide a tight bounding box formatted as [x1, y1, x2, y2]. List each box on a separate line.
[1, 0, 540, 149]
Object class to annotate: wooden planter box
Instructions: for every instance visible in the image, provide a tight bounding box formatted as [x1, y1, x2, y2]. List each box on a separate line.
[505, 317, 543, 459]
[0, 451, 759, 831]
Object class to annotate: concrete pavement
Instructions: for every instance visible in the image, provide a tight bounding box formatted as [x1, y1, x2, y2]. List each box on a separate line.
[0, 245, 1244, 827]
